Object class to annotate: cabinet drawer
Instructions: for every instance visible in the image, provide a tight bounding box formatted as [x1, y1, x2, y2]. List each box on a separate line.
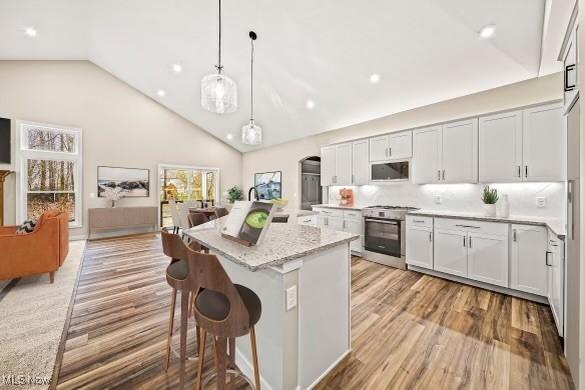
[435, 218, 508, 236]
[343, 210, 362, 220]
[406, 215, 433, 229]
[314, 207, 344, 218]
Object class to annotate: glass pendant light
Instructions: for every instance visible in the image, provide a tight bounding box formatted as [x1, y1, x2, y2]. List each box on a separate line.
[241, 31, 262, 145]
[201, 0, 237, 114]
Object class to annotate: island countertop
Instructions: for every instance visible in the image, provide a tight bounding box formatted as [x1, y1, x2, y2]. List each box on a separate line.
[184, 217, 359, 271]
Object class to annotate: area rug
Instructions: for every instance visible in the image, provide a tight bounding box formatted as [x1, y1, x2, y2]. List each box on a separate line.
[0, 240, 86, 389]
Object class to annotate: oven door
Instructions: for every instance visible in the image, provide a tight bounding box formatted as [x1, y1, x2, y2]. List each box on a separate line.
[364, 218, 402, 257]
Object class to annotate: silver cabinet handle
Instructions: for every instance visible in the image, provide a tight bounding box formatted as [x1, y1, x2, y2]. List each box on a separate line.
[517, 166, 521, 178]
[389, 147, 392, 157]
[525, 165, 528, 178]
[469, 236, 472, 248]
[324, 217, 329, 226]
[545, 251, 552, 266]
[385, 147, 388, 158]
[513, 229, 517, 242]
[302, 219, 312, 223]
[351, 174, 354, 184]
[442, 169, 445, 181]
[437, 170, 441, 181]
[568, 180, 575, 240]
[429, 232, 432, 242]
[456, 224, 480, 229]
[413, 219, 426, 223]
[463, 236, 466, 247]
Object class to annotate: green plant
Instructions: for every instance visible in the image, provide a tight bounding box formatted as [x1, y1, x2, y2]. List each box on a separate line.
[481, 185, 499, 204]
[227, 186, 244, 203]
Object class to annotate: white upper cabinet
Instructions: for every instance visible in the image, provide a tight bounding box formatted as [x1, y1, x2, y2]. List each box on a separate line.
[412, 126, 442, 184]
[369, 131, 412, 162]
[522, 104, 566, 182]
[335, 143, 352, 185]
[479, 111, 523, 182]
[510, 224, 548, 296]
[352, 139, 370, 185]
[441, 119, 478, 183]
[320, 145, 336, 186]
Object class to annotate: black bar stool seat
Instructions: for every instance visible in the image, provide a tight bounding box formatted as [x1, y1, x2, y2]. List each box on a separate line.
[196, 285, 261, 326]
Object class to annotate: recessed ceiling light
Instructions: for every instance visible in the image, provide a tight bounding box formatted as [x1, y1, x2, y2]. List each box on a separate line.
[226, 133, 233, 140]
[369, 73, 381, 84]
[479, 25, 496, 39]
[156, 89, 166, 97]
[172, 64, 183, 73]
[24, 27, 37, 37]
[306, 100, 316, 110]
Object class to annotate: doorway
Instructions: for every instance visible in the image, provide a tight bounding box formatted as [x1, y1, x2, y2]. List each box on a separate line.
[299, 156, 322, 210]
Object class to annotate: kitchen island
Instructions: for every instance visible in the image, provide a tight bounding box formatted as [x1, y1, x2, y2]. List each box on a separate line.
[184, 218, 358, 390]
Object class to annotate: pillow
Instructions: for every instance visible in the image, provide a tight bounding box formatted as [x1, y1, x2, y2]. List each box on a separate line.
[16, 218, 37, 235]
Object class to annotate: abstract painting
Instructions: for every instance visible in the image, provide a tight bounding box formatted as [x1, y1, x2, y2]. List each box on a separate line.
[97, 166, 149, 197]
[254, 171, 282, 200]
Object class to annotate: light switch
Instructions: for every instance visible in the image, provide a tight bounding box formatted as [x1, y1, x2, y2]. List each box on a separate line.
[536, 197, 546, 208]
[286, 285, 297, 311]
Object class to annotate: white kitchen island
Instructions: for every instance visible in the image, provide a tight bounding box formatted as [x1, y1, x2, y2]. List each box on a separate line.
[185, 218, 358, 390]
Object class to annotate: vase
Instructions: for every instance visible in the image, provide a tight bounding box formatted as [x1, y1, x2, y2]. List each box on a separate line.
[497, 194, 510, 218]
[110, 200, 116, 208]
[483, 203, 496, 217]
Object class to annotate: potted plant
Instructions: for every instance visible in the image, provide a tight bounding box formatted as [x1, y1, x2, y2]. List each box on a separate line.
[226, 186, 244, 203]
[481, 185, 498, 217]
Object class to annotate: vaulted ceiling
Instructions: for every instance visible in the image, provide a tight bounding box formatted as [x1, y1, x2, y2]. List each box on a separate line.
[0, 0, 569, 152]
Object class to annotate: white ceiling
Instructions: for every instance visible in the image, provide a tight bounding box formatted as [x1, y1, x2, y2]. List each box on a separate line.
[0, 0, 567, 152]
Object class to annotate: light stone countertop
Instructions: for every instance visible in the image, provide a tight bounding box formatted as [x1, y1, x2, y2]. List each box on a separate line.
[184, 217, 359, 271]
[408, 209, 566, 239]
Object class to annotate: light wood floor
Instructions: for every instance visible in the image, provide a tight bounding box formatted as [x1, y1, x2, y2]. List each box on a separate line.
[55, 234, 573, 389]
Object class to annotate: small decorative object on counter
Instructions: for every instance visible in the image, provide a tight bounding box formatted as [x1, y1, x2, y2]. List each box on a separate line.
[339, 188, 354, 207]
[497, 193, 510, 218]
[271, 198, 288, 211]
[103, 187, 124, 208]
[481, 185, 498, 217]
[227, 186, 244, 203]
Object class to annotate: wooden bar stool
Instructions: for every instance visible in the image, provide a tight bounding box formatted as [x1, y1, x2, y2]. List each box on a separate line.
[184, 249, 262, 390]
[160, 228, 202, 387]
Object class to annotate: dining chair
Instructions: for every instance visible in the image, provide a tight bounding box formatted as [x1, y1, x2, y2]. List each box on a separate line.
[185, 249, 262, 390]
[168, 199, 181, 234]
[188, 212, 208, 228]
[214, 207, 229, 219]
[177, 202, 191, 232]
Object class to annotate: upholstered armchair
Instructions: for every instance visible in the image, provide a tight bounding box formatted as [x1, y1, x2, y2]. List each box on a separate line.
[0, 210, 70, 283]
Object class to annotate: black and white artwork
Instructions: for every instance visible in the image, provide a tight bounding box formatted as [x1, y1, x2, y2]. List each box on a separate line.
[97, 166, 149, 197]
[254, 171, 282, 200]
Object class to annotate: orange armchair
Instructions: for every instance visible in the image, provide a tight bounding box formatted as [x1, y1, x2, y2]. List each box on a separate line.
[0, 210, 70, 283]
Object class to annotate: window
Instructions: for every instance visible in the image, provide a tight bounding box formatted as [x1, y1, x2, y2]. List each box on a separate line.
[17, 121, 82, 227]
[158, 165, 219, 227]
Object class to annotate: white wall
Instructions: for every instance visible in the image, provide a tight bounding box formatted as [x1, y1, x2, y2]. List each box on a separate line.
[0, 61, 242, 236]
[328, 182, 565, 220]
[242, 73, 563, 209]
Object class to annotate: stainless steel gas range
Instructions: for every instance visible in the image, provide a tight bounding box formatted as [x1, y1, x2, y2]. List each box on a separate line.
[362, 205, 418, 269]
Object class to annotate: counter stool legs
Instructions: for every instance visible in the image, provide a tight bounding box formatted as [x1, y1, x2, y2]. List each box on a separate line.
[250, 327, 261, 390]
[197, 329, 207, 390]
[164, 288, 177, 371]
[180, 290, 189, 389]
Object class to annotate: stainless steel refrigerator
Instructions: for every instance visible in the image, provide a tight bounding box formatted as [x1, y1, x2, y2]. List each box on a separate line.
[566, 98, 581, 388]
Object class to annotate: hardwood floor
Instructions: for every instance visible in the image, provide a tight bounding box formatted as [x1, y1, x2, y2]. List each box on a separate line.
[56, 234, 573, 389]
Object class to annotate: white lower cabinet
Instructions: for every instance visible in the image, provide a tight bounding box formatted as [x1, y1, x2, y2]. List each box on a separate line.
[467, 232, 509, 287]
[547, 233, 564, 336]
[314, 207, 363, 254]
[344, 218, 363, 254]
[510, 224, 548, 296]
[434, 228, 468, 277]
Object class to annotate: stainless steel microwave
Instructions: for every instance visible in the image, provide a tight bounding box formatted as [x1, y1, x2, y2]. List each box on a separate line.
[370, 160, 409, 182]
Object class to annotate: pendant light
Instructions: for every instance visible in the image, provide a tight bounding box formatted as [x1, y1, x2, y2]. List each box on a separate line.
[241, 31, 262, 145]
[201, 0, 237, 114]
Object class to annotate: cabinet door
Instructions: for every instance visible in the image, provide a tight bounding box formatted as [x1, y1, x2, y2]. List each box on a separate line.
[352, 139, 370, 185]
[522, 104, 565, 182]
[547, 238, 564, 336]
[479, 111, 523, 182]
[327, 216, 345, 232]
[563, 23, 578, 112]
[344, 219, 363, 253]
[412, 126, 442, 184]
[406, 227, 433, 269]
[335, 143, 352, 185]
[467, 232, 509, 287]
[441, 119, 478, 183]
[510, 224, 548, 296]
[369, 135, 389, 162]
[320, 146, 336, 186]
[434, 228, 467, 277]
[388, 131, 412, 159]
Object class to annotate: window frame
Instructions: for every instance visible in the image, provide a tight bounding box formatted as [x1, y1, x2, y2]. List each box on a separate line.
[16, 121, 83, 228]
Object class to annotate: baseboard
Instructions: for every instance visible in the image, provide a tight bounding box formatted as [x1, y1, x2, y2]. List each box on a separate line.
[235, 348, 274, 390]
[305, 349, 351, 389]
[408, 265, 548, 304]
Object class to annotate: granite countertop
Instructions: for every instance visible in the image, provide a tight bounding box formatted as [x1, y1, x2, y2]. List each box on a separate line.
[408, 209, 566, 238]
[184, 217, 359, 271]
[311, 204, 364, 211]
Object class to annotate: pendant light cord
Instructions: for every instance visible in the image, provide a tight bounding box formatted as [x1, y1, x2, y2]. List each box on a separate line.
[217, 0, 223, 72]
[250, 35, 254, 121]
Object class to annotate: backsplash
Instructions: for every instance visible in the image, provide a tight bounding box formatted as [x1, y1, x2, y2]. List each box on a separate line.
[329, 182, 566, 220]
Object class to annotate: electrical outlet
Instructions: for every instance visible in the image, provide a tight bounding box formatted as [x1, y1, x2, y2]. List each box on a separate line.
[286, 285, 297, 311]
[434, 195, 441, 204]
[536, 197, 546, 208]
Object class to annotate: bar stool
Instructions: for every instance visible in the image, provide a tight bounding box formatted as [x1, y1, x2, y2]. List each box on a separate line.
[160, 228, 202, 383]
[184, 249, 262, 390]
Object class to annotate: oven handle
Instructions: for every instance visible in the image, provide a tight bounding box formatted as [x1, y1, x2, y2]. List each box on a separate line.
[365, 218, 398, 225]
